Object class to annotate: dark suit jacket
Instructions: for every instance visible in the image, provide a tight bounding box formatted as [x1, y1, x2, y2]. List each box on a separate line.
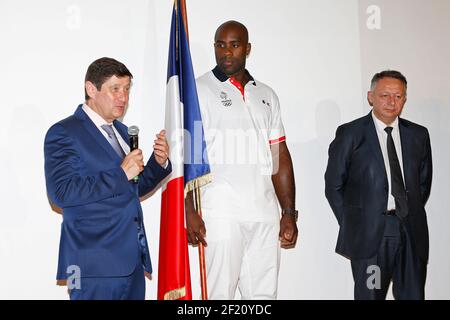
[325, 112, 432, 261]
[44, 105, 171, 280]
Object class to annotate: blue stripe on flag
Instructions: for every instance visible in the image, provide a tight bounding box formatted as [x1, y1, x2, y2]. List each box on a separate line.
[167, 0, 210, 187]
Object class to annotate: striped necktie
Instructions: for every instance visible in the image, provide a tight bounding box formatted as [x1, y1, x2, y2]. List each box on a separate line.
[101, 124, 126, 158]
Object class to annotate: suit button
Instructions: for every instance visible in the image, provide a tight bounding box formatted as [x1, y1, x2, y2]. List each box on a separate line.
[134, 217, 138, 222]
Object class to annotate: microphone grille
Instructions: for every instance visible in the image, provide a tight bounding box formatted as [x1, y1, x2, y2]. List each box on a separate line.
[128, 125, 139, 136]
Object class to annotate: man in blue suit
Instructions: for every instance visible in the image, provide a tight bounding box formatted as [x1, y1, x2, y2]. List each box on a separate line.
[325, 70, 432, 299]
[44, 57, 171, 300]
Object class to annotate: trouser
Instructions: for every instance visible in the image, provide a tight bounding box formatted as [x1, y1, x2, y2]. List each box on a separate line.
[69, 263, 145, 300]
[350, 215, 427, 300]
[203, 218, 280, 300]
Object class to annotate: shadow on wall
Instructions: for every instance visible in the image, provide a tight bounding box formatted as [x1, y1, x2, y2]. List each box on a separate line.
[296, 98, 342, 240]
[285, 99, 353, 298]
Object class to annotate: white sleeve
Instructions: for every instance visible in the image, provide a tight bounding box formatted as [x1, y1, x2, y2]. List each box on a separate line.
[268, 90, 286, 145]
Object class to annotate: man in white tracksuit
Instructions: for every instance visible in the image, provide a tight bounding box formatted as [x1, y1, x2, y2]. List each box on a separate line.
[186, 20, 298, 299]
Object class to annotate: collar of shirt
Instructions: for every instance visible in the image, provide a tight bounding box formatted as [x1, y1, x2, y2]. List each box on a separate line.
[371, 111, 399, 133]
[82, 103, 130, 154]
[82, 103, 110, 138]
[211, 65, 257, 86]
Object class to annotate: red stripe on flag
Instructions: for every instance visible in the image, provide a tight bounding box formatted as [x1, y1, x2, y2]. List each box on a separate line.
[158, 176, 192, 300]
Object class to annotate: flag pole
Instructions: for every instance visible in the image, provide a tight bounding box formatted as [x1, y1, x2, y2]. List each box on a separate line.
[194, 179, 208, 300]
[180, 0, 189, 41]
[179, 0, 209, 300]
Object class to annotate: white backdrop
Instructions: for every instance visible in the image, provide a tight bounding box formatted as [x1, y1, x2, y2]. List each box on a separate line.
[1, 0, 449, 299]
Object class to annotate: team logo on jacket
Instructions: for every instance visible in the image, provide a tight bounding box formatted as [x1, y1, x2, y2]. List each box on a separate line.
[220, 91, 232, 107]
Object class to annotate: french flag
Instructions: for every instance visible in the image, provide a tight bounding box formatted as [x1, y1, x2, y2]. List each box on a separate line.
[157, 0, 210, 300]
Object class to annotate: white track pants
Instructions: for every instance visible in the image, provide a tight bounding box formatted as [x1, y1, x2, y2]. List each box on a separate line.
[203, 218, 280, 300]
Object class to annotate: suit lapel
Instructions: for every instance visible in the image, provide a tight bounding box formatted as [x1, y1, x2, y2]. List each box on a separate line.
[365, 112, 388, 182]
[74, 105, 123, 162]
[398, 118, 412, 189]
[113, 120, 130, 147]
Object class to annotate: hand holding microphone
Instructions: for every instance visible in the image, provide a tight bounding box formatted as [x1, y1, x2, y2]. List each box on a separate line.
[120, 126, 143, 182]
[120, 126, 169, 182]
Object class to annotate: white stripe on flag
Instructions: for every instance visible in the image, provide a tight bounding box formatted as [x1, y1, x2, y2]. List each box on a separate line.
[163, 75, 184, 191]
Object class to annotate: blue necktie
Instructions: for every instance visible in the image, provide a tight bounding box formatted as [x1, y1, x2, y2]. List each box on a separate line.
[101, 124, 126, 158]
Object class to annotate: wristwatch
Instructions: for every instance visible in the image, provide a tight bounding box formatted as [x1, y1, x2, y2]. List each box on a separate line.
[282, 208, 298, 222]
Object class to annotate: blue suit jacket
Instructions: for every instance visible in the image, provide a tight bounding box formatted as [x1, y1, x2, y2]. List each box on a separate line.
[44, 105, 171, 279]
[325, 112, 432, 261]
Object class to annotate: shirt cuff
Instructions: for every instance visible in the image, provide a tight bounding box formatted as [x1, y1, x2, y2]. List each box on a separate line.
[269, 136, 286, 145]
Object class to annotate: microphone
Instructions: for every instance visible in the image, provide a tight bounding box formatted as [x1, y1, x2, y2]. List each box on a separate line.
[128, 125, 140, 184]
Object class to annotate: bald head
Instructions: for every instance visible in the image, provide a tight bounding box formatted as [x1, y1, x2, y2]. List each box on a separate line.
[214, 20, 249, 43]
[213, 20, 251, 81]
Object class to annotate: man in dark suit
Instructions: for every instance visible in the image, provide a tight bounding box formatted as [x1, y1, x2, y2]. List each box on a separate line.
[44, 57, 171, 300]
[325, 70, 432, 300]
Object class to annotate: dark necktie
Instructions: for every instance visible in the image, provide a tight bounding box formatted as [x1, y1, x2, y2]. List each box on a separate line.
[101, 124, 126, 158]
[384, 126, 408, 218]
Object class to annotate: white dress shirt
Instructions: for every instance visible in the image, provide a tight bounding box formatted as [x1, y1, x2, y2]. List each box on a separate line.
[82, 103, 168, 169]
[82, 104, 130, 155]
[371, 112, 405, 211]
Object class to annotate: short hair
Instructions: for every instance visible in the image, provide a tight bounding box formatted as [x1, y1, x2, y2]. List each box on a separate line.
[214, 20, 249, 43]
[84, 57, 133, 100]
[370, 70, 407, 91]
